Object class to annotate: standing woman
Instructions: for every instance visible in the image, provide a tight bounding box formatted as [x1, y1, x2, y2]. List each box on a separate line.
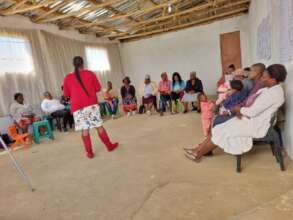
[63, 56, 118, 159]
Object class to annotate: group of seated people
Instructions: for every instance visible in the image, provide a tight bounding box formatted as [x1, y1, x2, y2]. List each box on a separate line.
[8, 62, 287, 164]
[9, 89, 74, 135]
[184, 63, 287, 162]
[102, 71, 204, 118]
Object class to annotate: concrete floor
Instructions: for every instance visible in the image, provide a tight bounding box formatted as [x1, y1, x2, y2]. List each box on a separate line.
[1, 112, 293, 220]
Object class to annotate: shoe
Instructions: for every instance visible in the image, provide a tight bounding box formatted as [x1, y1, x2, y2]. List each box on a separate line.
[111, 115, 116, 120]
[86, 152, 94, 159]
[160, 112, 164, 116]
[146, 110, 151, 116]
[132, 111, 136, 116]
[127, 112, 131, 117]
[107, 142, 119, 152]
[183, 110, 188, 114]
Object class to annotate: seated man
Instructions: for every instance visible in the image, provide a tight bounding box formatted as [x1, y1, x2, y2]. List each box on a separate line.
[41, 91, 72, 132]
[182, 71, 203, 113]
[140, 74, 158, 116]
[158, 72, 172, 116]
[103, 81, 119, 119]
[10, 93, 40, 134]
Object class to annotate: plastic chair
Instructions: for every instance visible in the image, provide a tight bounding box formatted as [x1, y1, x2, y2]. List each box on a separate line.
[8, 125, 31, 150]
[33, 120, 54, 144]
[235, 115, 285, 173]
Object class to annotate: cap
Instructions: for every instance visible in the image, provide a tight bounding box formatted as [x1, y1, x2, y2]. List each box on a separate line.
[145, 74, 151, 80]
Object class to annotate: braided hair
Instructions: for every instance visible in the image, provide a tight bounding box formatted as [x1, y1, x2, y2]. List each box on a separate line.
[73, 56, 90, 96]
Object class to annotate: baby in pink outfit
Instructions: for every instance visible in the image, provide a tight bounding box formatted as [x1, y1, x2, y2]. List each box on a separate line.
[216, 81, 230, 105]
[199, 93, 215, 136]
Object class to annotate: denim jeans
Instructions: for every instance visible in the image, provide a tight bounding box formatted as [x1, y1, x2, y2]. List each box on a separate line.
[159, 94, 171, 112]
[105, 99, 119, 115]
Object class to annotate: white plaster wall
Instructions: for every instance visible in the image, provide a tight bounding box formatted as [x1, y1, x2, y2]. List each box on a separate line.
[247, 0, 293, 159]
[0, 15, 116, 44]
[119, 15, 251, 95]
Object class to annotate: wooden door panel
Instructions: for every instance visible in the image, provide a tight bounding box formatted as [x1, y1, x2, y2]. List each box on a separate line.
[220, 31, 242, 74]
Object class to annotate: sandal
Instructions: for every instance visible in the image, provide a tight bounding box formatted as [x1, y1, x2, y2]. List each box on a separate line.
[184, 152, 201, 162]
[183, 147, 195, 154]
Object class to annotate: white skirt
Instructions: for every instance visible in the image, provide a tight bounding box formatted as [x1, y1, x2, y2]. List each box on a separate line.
[211, 117, 254, 155]
[73, 104, 103, 131]
[182, 93, 199, 102]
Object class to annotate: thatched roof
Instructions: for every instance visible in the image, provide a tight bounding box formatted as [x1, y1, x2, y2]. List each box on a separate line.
[0, 0, 251, 42]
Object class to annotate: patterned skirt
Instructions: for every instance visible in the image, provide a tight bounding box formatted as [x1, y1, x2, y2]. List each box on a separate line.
[73, 104, 103, 131]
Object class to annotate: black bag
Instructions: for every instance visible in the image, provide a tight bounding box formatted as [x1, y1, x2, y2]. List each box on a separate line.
[0, 133, 13, 149]
[138, 105, 145, 114]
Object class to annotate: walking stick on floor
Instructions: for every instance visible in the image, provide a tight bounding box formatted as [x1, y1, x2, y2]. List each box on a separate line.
[0, 137, 34, 191]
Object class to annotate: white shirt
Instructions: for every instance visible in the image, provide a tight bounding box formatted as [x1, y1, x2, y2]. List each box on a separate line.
[10, 102, 33, 122]
[240, 84, 285, 138]
[41, 98, 65, 114]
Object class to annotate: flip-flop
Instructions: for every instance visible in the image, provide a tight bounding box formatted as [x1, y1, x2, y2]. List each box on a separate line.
[184, 152, 201, 163]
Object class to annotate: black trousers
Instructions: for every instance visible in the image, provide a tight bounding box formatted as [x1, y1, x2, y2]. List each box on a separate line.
[49, 110, 72, 131]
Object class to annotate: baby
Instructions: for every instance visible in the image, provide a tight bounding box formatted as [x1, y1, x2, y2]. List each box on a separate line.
[198, 93, 215, 136]
[219, 80, 245, 116]
[216, 81, 230, 105]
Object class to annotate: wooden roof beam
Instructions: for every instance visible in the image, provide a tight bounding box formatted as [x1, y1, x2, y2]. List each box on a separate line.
[4, 0, 111, 33]
[71, 0, 182, 29]
[115, 6, 249, 41]
[104, 0, 249, 35]
[1, 0, 54, 16]
[0, 0, 27, 15]
[33, 0, 71, 22]
[35, 0, 122, 23]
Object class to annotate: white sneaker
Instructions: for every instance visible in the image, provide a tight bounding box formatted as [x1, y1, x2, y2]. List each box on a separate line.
[147, 110, 151, 116]
[132, 111, 136, 116]
[127, 112, 131, 117]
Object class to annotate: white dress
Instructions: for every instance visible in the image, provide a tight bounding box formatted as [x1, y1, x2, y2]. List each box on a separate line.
[211, 84, 285, 155]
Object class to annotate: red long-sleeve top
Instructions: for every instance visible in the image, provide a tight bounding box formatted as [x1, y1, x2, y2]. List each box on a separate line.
[63, 69, 101, 113]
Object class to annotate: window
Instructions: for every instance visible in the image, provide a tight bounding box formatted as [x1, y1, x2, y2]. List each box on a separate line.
[85, 47, 110, 72]
[0, 35, 34, 74]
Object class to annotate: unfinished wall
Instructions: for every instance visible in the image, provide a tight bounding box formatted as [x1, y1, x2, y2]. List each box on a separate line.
[119, 15, 251, 95]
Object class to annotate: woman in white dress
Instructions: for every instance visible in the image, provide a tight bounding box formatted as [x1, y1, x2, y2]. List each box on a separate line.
[184, 64, 287, 161]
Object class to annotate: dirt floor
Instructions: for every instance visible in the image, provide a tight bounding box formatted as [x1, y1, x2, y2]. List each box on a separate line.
[1, 112, 293, 220]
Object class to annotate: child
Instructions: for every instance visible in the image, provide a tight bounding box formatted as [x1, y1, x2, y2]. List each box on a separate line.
[198, 93, 215, 136]
[215, 81, 230, 105]
[213, 80, 247, 127]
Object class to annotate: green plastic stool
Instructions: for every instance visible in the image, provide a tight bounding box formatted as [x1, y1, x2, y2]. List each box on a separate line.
[33, 120, 54, 144]
[172, 100, 184, 113]
[100, 102, 121, 118]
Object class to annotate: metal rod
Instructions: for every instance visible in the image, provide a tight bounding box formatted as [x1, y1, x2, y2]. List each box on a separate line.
[0, 137, 34, 191]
